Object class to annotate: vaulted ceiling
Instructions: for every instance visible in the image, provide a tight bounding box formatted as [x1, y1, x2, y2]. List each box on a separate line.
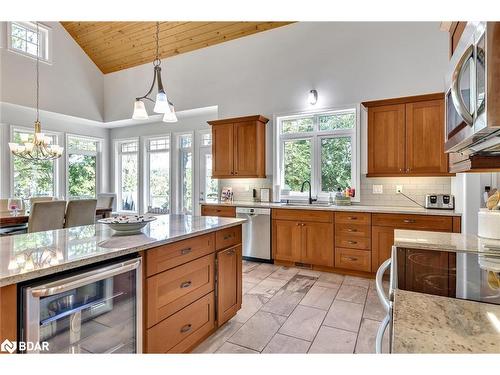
[61, 22, 293, 74]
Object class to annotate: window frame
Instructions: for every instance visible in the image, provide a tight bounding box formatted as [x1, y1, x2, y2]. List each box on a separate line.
[197, 129, 218, 204]
[175, 132, 194, 214]
[65, 134, 102, 200]
[9, 125, 62, 201]
[144, 134, 172, 213]
[274, 105, 360, 202]
[114, 137, 140, 213]
[6, 21, 52, 63]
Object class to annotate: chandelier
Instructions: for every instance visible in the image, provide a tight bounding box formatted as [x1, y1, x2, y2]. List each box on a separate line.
[132, 22, 177, 123]
[8, 22, 64, 160]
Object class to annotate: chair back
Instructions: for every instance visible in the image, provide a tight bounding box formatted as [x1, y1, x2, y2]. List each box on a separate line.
[0, 199, 9, 215]
[65, 199, 98, 228]
[29, 196, 54, 207]
[97, 193, 116, 210]
[28, 201, 66, 233]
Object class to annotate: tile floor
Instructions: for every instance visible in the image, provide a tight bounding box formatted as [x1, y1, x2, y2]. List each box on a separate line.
[193, 261, 390, 354]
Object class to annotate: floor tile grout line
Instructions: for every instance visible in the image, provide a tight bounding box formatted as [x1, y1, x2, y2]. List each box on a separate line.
[352, 286, 370, 353]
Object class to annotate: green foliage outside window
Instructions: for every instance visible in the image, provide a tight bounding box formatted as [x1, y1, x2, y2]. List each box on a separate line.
[283, 139, 311, 192]
[321, 137, 352, 191]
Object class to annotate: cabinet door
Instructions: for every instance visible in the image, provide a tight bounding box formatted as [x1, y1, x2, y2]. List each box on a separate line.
[406, 100, 448, 175]
[368, 104, 406, 175]
[212, 123, 234, 177]
[216, 245, 242, 326]
[371, 225, 394, 272]
[272, 220, 302, 263]
[404, 249, 454, 297]
[301, 222, 334, 267]
[233, 121, 264, 177]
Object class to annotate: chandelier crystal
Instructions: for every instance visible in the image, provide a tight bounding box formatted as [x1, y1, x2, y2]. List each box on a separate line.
[132, 21, 177, 123]
[9, 22, 64, 161]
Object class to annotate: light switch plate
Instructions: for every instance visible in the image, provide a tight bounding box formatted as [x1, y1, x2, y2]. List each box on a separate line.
[396, 185, 403, 193]
[373, 185, 383, 194]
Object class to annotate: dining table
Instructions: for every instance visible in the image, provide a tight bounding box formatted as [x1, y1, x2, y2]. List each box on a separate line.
[0, 208, 113, 228]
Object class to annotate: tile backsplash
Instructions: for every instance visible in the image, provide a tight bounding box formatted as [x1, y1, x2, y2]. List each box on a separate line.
[217, 176, 452, 207]
[359, 175, 452, 207]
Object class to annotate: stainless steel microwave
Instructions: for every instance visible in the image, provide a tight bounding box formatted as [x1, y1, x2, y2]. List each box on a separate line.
[445, 22, 500, 155]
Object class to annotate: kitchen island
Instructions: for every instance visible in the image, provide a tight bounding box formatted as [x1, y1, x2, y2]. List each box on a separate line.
[0, 214, 245, 353]
[390, 229, 500, 353]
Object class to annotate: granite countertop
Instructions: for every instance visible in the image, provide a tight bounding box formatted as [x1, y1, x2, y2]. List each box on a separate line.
[394, 229, 500, 255]
[392, 289, 500, 353]
[202, 200, 462, 217]
[0, 214, 245, 287]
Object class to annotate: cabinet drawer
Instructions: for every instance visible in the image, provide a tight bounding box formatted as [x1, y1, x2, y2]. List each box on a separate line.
[216, 225, 242, 251]
[335, 236, 371, 250]
[335, 212, 371, 225]
[372, 214, 453, 231]
[201, 205, 236, 218]
[147, 254, 215, 328]
[146, 292, 215, 353]
[146, 233, 215, 277]
[272, 209, 334, 223]
[335, 248, 371, 272]
[335, 223, 371, 238]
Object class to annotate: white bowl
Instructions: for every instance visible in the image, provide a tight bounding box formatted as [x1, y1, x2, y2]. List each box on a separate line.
[98, 215, 157, 235]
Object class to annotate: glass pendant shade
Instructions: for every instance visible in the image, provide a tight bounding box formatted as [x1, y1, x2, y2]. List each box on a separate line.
[132, 100, 148, 120]
[162, 104, 177, 123]
[153, 92, 171, 114]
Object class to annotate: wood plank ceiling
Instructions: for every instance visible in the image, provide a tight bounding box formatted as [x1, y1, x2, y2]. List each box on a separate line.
[61, 22, 293, 74]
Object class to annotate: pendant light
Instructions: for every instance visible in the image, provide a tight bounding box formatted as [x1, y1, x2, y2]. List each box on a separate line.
[132, 22, 177, 123]
[9, 22, 64, 160]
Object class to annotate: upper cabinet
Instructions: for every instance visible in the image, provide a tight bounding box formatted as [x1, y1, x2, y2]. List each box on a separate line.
[364, 93, 451, 177]
[208, 115, 269, 178]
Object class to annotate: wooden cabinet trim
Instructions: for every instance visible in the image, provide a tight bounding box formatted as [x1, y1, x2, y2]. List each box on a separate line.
[335, 212, 371, 225]
[362, 93, 444, 108]
[208, 115, 269, 126]
[200, 205, 236, 218]
[372, 213, 453, 232]
[272, 209, 334, 223]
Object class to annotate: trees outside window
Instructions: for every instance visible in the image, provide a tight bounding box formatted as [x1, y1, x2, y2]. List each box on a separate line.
[12, 130, 56, 203]
[67, 136, 99, 199]
[178, 134, 193, 214]
[146, 137, 170, 212]
[277, 108, 358, 200]
[116, 140, 139, 212]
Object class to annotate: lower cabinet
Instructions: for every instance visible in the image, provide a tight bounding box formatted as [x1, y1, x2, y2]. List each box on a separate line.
[371, 225, 396, 273]
[217, 245, 242, 326]
[397, 248, 456, 298]
[144, 226, 242, 353]
[272, 217, 334, 267]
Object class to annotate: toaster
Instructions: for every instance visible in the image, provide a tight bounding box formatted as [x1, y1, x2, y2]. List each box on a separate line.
[424, 194, 455, 210]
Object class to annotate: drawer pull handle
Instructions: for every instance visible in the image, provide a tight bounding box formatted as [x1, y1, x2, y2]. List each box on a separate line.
[345, 256, 358, 261]
[347, 240, 358, 244]
[216, 209, 221, 212]
[223, 233, 234, 240]
[403, 219, 416, 224]
[180, 281, 192, 289]
[180, 324, 192, 333]
[180, 247, 192, 255]
[347, 228, 357, 232]
[348, 216, 357, 220]
[226, 249, 236, 255]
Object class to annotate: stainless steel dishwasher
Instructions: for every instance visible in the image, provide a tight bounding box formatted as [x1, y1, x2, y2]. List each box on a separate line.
[236, 207, 271, 262]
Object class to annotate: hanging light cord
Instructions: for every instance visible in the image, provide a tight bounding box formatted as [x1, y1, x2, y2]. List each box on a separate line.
[35, 21, 40, 123]
[153, 21, 161, 66]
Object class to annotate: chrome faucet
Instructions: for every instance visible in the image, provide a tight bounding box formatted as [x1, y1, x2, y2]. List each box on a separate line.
[300, 181, 317, 205]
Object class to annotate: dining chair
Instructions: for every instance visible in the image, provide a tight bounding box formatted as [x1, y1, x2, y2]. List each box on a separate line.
[28, 201, 66, 233]
[29, 196, 54, 208]
[65, 199, 98, 228]
[97, 193, 116, 210]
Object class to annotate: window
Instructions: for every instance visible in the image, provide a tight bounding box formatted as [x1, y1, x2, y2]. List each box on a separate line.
[199, 131, 218, 203]
[8, 22, 51, 62]
[67, 135, 100, 199]
[276, 108, 358, 200]
[116, 139, 139, 212]
[12, 129, 57, 202]
[146, 137, 170, 212]
[178, 134, 193, 214]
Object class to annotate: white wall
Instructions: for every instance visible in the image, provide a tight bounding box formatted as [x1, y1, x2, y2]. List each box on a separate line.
[104, 22, 449, 176]
[0, 22, 104, 121]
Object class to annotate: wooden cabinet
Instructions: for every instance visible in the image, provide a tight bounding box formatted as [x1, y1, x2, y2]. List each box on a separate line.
[200, 204, 236, 218]
[208, 115, 269, 178]
[334, 212, 372, 272]
[364, 94, 451, 177]
[371, 214, 460, 273]
[397, 248, 456, 297]
[406, 100, 448, 175]
[367, 104, 406, 175]
[272, 210, 334, 267]
[216, 245, 242, 326]
[449, 21, 467, 57]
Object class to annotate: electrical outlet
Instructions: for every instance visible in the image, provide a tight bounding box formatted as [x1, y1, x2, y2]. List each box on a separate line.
[372, 185, 383, 194]
[396, 185, 403, 194]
